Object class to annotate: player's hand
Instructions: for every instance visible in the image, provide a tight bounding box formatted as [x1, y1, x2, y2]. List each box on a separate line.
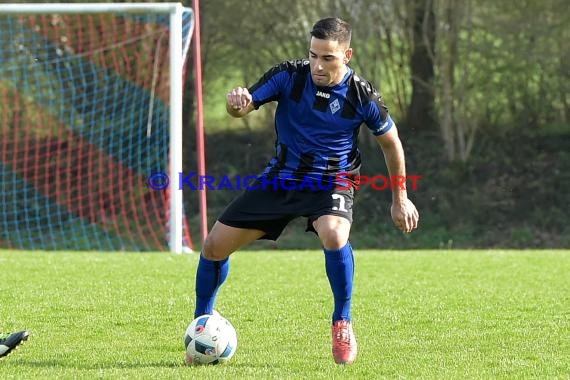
[227, 87, 252, 110]
[391, 198, 419, 233]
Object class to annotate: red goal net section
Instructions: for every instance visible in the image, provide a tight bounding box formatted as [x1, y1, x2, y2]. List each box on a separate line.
[0, 3, 195, 252]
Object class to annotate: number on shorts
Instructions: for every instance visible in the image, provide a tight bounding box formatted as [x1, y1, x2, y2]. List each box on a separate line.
[331, 193, 348, 212]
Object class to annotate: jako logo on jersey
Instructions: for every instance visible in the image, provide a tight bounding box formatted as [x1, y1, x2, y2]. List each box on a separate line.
[316, 91, 330, 99]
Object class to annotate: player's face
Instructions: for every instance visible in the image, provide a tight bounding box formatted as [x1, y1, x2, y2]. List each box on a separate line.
[309, 37, 352, 87]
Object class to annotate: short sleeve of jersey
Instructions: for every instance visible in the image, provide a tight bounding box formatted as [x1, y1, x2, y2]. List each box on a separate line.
[359, 79, 394, 136]
[247, 60, 304, 110]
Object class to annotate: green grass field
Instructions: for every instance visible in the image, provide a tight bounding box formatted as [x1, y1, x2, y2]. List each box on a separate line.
[1, 249, 569, 379]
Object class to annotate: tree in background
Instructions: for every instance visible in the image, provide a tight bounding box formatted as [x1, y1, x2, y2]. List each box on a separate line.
[408, 0, 436, 132]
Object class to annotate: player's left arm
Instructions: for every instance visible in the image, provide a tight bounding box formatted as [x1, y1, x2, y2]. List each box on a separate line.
[362, 82, 419, 233]
[375, 127, 419, 233]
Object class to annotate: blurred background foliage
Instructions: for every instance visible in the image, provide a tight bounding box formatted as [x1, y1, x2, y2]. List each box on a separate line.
[193, 0, 570, 249]
[11, 0, 570, 248]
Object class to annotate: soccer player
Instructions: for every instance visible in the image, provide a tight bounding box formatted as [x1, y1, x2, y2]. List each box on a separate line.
[193, 17, 419, 364]
[0, 331, 29, 358]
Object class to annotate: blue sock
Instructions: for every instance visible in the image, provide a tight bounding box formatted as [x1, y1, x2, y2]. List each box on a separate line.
[324, 242, 354, 323]
[194, 254, 229, 318]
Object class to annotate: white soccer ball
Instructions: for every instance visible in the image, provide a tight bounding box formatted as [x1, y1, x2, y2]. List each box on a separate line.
[184, 313, 237, 365]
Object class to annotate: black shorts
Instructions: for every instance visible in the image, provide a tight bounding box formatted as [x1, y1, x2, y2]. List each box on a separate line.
[218, 179, 354, 241]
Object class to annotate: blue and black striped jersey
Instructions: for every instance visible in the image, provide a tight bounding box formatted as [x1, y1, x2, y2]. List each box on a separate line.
[248, 59, 394, 182]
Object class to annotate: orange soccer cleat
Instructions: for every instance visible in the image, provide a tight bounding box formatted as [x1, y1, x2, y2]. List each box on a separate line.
[331, 320, 357, 364]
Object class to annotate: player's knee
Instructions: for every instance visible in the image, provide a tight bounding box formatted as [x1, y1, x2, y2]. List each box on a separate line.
[202, 235, 230, 261]
[319, 229, 349, 250]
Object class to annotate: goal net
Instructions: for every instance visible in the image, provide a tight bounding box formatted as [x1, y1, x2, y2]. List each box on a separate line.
[0, 4, 194, 251]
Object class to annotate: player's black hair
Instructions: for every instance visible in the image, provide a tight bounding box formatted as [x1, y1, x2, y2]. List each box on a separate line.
[310, 17, 351, 46]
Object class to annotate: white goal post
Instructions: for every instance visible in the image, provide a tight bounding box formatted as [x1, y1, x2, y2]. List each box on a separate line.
[0, 3, 194, 253]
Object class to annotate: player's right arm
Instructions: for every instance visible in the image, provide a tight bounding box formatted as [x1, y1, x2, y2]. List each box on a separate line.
[226, 60, 299, 118]
[226, 86, 255, 118]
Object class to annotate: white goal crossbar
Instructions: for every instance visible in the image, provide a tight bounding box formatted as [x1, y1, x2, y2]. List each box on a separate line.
[0, 3, 181, 14]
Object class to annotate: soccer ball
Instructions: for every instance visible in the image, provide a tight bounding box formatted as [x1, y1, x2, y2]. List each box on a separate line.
[184, 313, 237, 365]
